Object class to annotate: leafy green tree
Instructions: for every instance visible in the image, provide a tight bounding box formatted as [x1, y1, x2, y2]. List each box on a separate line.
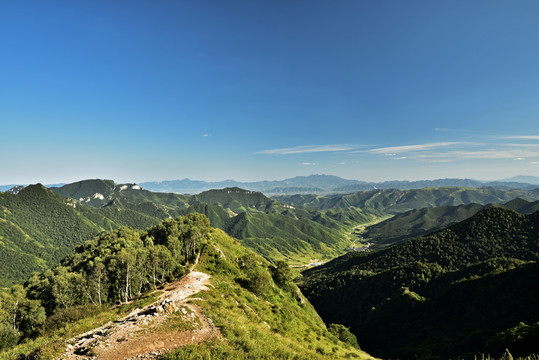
[0, 285, 45, 338]
[0, 323, 18, 351]
[238, 254, 272, 297]
[328, 323, 360, 348]
[270, 261, 294, 291]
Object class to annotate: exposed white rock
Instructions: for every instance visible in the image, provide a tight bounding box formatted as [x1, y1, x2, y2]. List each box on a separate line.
[92, 193, 105, 200]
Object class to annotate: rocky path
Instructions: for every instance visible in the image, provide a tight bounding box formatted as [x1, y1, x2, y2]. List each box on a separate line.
[56, 271, 219, 360]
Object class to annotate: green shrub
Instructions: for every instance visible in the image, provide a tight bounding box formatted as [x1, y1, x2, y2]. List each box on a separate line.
[0, 324, 19, 352]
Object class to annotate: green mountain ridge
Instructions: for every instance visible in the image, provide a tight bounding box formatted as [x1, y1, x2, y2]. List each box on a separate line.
[275, 186, 539, 212]
[0, 214, 373, 359]
[362, 198, 539, 249]
[1, 179, 539, 359]
[0, 184, 166, 287]
[0, 181, 376, 286]
[53, 181, 379, 264]
[300, 207, 539, 359]
[4, 179, 539, 287]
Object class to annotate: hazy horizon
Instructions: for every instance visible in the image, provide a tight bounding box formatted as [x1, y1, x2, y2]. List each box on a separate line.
[2, 173, 539, 189]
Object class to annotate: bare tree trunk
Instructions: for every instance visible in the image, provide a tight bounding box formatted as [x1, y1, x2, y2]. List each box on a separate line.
[12, 300, 18, 333]
[97, 276, 102, 305]
[125, 263, 130, 303]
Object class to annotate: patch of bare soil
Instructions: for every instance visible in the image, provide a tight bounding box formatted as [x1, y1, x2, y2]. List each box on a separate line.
[56, 271, 220, 360]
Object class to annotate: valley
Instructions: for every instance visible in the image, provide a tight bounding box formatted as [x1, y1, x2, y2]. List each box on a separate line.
[4, 1, 539, 359]
[1, 177, 538, 359]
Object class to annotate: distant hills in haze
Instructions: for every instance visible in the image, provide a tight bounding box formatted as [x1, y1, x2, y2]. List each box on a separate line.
[499, 175, 539, 185]
[140, 174, 539, 194]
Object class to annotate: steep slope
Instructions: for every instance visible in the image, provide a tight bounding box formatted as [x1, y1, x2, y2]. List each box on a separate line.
[0, 185, 164, 287]
[300, 207, 539, 359]
[360, 198, 539, 249]
[0, 185, 108, 287]
[1, 215, 373, 359]
[224, 212, 348, 263]
[2, 180, 375, 287]
[363, 203, 485, 248]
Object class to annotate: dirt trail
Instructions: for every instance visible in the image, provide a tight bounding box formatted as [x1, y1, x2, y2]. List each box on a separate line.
[56, 271, 219, 360]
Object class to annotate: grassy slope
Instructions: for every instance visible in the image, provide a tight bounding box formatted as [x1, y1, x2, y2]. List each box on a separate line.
[161, 228, 374, 360]
[1, 227, 374, 360]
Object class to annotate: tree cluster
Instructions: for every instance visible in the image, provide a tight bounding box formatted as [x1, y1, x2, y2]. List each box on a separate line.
[0, 214, 211, 350]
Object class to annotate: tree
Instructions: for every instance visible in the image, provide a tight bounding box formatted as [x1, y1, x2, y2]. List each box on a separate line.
[270, 260, 294, 291]
[238, 254, 272, 297]
[328, 323, 360, 348]
[0, 285, 45, 338]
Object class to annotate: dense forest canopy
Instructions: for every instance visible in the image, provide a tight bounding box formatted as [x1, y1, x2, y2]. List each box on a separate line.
[300, 207, 539, 359]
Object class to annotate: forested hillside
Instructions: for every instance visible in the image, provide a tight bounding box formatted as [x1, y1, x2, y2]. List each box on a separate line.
[274, 187, 539, 213]
[1, 181, 376, 286]
[362, 198, 539, 248]
[0, 214, 373, 359]
[300, 207, 539, 359]
[0, 185, 164, 287]
[4, 180, 539, 287]
[52, 181, 377, 265]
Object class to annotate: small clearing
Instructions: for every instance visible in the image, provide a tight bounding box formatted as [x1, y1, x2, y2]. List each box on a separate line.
[56, 271, 219, 360]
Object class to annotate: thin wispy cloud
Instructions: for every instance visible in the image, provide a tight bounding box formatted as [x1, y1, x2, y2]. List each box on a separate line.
[366, 142, 463, 155]
[255, 144, 357, 155]
[434, 128, 475, 133]
[362, 139, 539, 163]
[413, 149, 539, 161]
[504, 135, 539, 140]
[503, 143, 539, 148]
[201, 134, 210, 137]
[302, 162, 316, 166]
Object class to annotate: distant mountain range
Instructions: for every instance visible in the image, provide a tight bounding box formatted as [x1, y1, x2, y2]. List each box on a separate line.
[139, 174, 539, 194]
[2, 175, 539, 195]
[499, 175, 539, 185]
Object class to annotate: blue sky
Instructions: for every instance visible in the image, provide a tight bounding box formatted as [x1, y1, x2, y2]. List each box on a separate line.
[1, 0, 538, 184]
